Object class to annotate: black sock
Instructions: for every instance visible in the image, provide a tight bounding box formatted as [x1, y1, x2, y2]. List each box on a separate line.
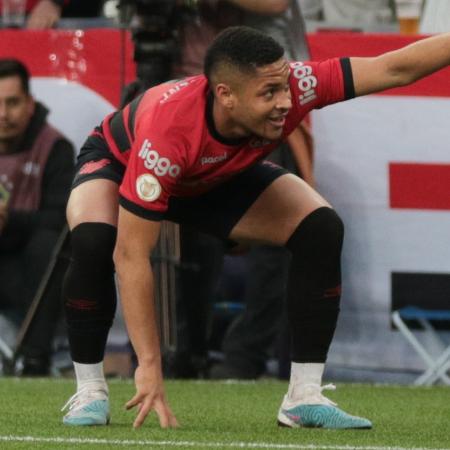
[285, 207, 344, 362]
[63, 223, 117, 363]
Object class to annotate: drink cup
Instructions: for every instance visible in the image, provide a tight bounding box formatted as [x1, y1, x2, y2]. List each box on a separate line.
[395, 0, 423, 34]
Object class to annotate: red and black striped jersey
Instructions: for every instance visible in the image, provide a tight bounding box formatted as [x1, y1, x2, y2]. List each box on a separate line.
[98, 57, 354, 220]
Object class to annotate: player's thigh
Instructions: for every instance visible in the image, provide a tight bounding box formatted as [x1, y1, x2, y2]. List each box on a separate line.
[229, 173, 330, 246]
[67, 137, 125, 229]
[165, 162, 289, 240]
[66, 178, 119, 229]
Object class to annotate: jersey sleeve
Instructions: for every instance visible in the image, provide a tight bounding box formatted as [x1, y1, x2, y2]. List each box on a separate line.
[118, 116, 186, 221]
[288, 57, 355, 120]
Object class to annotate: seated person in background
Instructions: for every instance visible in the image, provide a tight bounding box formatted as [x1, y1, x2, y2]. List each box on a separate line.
[0, 58, 74, 375]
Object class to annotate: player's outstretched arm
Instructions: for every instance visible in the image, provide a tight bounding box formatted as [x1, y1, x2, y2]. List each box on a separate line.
[114, 206, 178, 429]
[351, 32, 450, 97]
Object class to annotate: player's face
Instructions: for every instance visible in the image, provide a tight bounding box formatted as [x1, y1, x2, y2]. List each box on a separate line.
[0, 76, 34, 143]
[232, 58, 292, 141]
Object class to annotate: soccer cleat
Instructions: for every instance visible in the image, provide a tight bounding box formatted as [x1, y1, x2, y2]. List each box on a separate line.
[62, 386, 110, 426]
[277, 384, 372, 429]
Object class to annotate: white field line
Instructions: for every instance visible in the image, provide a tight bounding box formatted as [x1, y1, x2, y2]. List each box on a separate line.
[0, 436, 449, 450]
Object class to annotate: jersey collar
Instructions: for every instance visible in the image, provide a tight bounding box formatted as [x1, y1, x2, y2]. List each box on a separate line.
[206, 91, 248, 147]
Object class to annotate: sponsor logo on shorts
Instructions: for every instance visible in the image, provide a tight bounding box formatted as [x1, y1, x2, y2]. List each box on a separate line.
[136, 173, 161, 202]
[290, 61, 318, 106]
[200, 152, 228, 165]
[138, 139, 181, 177]
[79, 158, 111, 175]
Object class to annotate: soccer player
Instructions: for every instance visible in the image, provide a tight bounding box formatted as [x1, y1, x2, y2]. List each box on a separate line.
[61, 26, 450, 429]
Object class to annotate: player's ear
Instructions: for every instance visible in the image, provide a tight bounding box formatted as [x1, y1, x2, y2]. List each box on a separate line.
[215, 83, 235, 109]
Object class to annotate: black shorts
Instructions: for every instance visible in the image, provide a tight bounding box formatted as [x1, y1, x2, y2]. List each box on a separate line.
[72, 134, 125, 189]
[72, 137, 288, 239]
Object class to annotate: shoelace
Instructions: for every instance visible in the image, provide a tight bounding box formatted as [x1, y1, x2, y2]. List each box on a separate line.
[317, 383, 337, 406]
[61, 386, 107, 412]
[294, 383, 337, 406]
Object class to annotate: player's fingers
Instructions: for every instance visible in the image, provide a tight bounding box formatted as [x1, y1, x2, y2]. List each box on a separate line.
[133, 400, 153, 429]
[159, 412, 171, 428]
[155, 400, 178, 428]
[125, 394, 142, 410]
[165, 404, 179, 428]
[168, 412, 179, 428]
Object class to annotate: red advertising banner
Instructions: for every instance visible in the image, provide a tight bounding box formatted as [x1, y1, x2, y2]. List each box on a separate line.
[0, 29, 136, 150]
[0, 29, 136, 107]
[390, 162, 450, 210]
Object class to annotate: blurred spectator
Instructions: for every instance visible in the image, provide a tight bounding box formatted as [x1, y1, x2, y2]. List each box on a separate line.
[176, 1, 251, 77]
[0, 58, 74, 375]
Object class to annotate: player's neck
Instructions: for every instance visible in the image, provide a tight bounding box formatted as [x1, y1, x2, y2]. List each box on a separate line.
[212, 97, 250, 141]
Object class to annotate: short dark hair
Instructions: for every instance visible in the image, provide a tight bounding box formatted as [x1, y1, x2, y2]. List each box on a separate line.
[204, 26, 285, 83]
[0, 58, 30, 94]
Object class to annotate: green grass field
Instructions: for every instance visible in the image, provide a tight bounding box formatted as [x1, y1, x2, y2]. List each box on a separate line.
[0, 378, 448, 449]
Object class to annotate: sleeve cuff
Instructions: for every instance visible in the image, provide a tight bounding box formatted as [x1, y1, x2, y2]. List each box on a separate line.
[340, 57, 355, 100]
[119, 195, 166, 221]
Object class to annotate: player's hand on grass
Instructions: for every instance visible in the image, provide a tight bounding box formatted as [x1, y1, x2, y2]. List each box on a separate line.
[126, 364, 178, 429]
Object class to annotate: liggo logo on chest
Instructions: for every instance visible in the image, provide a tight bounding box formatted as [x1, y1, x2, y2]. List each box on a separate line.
[138, 139, 181, 177]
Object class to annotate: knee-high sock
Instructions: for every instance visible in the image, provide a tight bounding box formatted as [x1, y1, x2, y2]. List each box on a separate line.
[63, 223, 117, 364]
[285, 207, 344, 363]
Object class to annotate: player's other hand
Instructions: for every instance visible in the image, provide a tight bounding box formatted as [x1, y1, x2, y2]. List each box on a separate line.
[125, 363, 178, 429]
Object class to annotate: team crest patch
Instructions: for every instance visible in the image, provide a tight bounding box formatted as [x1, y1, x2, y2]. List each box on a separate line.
[136, 174, 161, 202]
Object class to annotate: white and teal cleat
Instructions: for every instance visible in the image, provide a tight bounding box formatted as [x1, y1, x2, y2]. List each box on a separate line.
[278, 404, 372, 429]
[277, 384, 372, 430]
[62, 387, 110, 426]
